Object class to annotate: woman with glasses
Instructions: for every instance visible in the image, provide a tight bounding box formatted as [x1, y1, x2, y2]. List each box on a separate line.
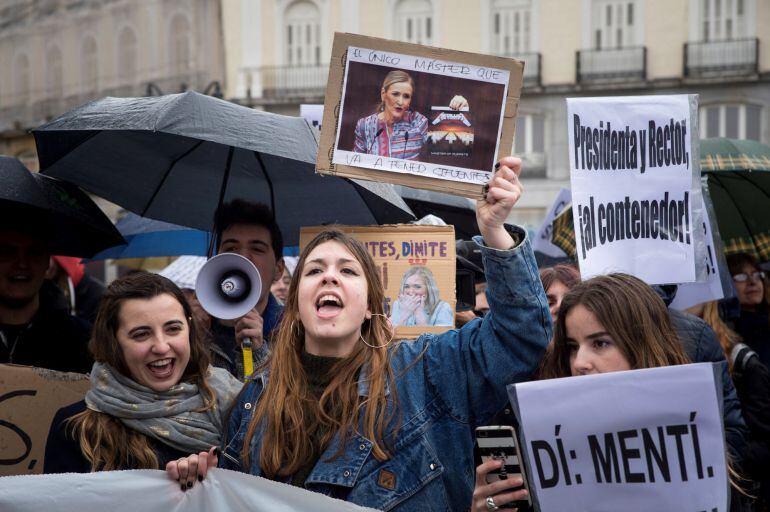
[727, 253, 770, 370]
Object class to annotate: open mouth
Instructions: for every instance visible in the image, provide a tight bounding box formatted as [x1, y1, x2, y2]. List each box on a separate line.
[316, 294, 344, 318]
[147, 358, 175, 379]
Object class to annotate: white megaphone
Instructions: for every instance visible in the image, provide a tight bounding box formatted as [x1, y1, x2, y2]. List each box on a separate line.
[195, 253, 262, 320]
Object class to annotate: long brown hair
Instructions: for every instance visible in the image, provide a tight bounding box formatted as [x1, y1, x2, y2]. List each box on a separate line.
[243, 230, 397, 477]
[702, 301, 742, 373]
[542, 273, 689, 378]
[68, 272, 214, 471]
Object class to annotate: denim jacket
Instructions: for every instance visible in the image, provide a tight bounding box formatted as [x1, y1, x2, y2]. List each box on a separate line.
[221, 228, 552, 511]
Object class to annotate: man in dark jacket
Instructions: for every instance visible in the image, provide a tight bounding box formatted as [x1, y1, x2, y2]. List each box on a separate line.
[206, 201, 284, 379]
[0, 228, 92, 373]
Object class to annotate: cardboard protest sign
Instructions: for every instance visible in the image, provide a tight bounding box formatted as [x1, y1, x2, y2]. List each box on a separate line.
[0, 468, 378, 511]
[0, 364, 89, 476]
[567, 95, 706, 284]
[508, 363, 728, 512]
[532, 188, 572, 258]
[317, 32, 523, 199]
[671, 181, 734, 310]
[300, 224, 455, 339]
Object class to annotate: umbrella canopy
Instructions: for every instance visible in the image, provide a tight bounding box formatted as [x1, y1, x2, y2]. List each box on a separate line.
[0, 156, 125, 257]
[34, 92, 414, 247]
[394, 185, 479, 240]
[550, 203, 576, 260]
[701, 138, 770, 262]
[90, 212, 211, 260]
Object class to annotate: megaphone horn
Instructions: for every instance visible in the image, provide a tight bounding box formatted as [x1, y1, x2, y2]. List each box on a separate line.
[195, 253, 262, 320]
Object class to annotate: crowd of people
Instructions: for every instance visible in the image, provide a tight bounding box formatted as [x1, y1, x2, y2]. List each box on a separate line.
[1, 155, 769, 511]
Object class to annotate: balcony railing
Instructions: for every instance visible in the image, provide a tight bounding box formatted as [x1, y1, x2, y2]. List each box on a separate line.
[684, 38, 758, 78]
[497, 52, 542, 88]
[241, 65, 329, 101]
[576, 46, 646, 84]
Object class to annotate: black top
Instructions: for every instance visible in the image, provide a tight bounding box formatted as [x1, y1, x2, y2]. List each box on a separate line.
[290, 350, 342, 488]
[44, 400, 188, 474]
[733, 306, 770, 370]
[0, 281, 92, 374]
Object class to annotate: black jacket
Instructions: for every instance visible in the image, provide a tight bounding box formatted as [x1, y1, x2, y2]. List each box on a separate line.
[44, 400, 188, 474]
[0, 282, 92, 374]
[731, 344, 770, 505]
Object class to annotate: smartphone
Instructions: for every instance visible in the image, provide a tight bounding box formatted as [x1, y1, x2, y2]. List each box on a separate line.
[475, 425, 531, 507]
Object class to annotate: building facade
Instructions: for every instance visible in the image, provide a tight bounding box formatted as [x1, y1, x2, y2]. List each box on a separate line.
[221, 0, 770, 228]
[0, 0, 225, 170]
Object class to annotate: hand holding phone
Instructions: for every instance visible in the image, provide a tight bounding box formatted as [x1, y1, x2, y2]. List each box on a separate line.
[473, 426, 531, 511]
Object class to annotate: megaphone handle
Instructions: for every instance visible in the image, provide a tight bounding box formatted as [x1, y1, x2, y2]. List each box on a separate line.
[242, 337, 254, 381]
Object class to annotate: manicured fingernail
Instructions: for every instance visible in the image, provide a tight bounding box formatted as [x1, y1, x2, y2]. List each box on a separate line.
[494, 162, 501, 170]
[181, 484, 186, 492]
[482, 184, 489, 196]
[213, 447, 221, 457]
[187, 481, 193, 488]
[198, 476, 203, 482]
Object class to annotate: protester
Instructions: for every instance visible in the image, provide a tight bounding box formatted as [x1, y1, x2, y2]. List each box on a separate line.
[270, 256, 298, 304]
[46, 255, 106, 324]
[44, 272, 241, 474]
[208, 200, 285, 379]
[353, 70, 469, 159]
[538, 263, 580, 321]
[0, 225, 92, 373]
[165, 157, 550, 509]
[455, 239, 488, 326]
[473, 273, 690, 512]
[727, 253, 770, 370]
[389, 265, 453, 326]
[690, 300, 770, 509]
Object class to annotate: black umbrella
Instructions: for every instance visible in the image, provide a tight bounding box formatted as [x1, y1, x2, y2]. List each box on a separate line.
[395, 185, 479, 240]
[34, 91, 415, 247]
[0, 156, 125, 257]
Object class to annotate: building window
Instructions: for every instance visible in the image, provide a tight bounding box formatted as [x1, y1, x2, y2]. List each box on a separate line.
[701, 0, 748, 40]
[394, 0, 433, 45]
[700, 103, 761, 140]
[285, 1, 321, 66]
[591, 0, 637, 49]
[15, 54, 30, 104]
[514, 113, 546, 174]
[169, 14, 192, 75]
[81, 37, 98, 93]
[46, 46, 63, 99]
[117, 27, 138, 84]
[491, 0, 532, 56]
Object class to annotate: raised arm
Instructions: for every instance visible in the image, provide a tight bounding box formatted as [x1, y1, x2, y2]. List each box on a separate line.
[424, 158, 552, 426]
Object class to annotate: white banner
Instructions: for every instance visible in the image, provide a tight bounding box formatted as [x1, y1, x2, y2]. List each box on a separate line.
[567, 95, 704, 284]
[0, 469, 378, 512]
[670, 195, 724, 310]
[508, 363, 728, 512]
[532, 188, 572, 257]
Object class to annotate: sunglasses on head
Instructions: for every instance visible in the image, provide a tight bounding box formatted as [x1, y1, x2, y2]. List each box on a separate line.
[732, 271, 766, 283]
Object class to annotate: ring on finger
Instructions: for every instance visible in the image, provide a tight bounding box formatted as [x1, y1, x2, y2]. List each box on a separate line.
[485, 496, 500, 511]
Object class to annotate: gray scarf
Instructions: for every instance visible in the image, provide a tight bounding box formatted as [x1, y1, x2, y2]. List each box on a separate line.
[85, 362, 243, 454]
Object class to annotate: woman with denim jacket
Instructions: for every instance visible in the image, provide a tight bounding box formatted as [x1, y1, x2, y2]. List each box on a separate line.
[166, 157, 551, 511]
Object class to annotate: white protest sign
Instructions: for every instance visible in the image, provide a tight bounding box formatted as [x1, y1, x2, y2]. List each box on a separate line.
[0, 468, 378, 512]
[567, 95, 704, 284]
[507, 363, 728, 512]
[532, 188, 572, 257]
[301, 104, 324, 131]
[670, 191, 726, 310]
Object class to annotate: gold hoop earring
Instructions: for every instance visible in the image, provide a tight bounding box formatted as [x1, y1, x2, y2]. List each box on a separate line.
[359, 313, 394, 349]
